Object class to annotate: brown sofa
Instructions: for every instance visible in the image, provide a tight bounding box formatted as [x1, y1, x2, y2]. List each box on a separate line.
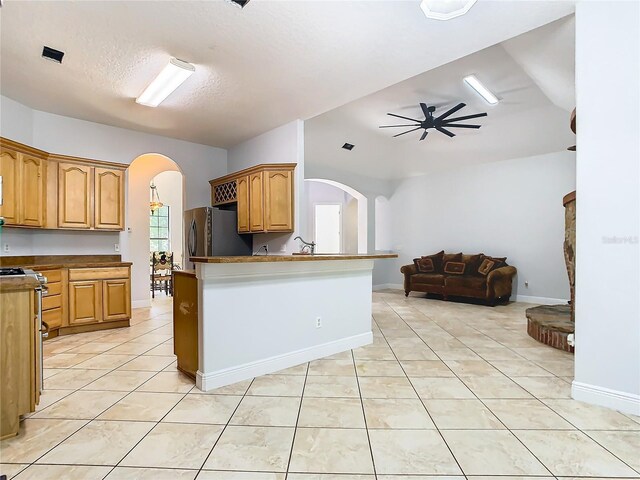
[400, 251, 517, 305]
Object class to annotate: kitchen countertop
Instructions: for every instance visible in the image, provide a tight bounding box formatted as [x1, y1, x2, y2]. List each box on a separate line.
[0, 276, 41, 293]
[190, 253, 397, 264]
[0, 255, 132, 270]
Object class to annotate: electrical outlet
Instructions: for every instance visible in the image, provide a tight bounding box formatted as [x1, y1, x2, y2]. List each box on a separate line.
[316, 317, 322, 328]
[114, 243, 120, 252]
[3, 243, 9, 253]
[525, 281, 529, 288]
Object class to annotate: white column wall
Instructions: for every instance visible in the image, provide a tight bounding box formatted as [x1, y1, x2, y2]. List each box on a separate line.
[572, 1, 640, 415]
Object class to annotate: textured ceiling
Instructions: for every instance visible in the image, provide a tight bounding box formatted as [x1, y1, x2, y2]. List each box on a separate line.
[305, 16, 576, 180]
[0, 0, 574, 148]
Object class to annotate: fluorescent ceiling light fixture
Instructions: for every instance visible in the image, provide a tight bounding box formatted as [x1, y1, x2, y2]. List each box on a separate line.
[420, 0, 477, 20]
[463, 74, 499, 105]
[136, 58, 195, 107]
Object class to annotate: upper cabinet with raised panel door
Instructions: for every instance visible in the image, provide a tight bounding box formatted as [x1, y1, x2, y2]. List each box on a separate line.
[0, 138, 127, 231]
[210, 163, 295, 234]
[94, 167, 125, 230]
[0, 140, 46, 227]
[58, 162, 92, 229]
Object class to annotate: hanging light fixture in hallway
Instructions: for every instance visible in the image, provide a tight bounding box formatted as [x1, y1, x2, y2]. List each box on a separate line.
[150, 182, 164, 213]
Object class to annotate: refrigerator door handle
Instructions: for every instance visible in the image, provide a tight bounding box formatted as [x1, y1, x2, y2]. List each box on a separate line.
[188, 219, 197, 256]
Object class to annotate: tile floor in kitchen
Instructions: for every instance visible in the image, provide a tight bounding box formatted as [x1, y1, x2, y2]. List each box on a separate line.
[1, 290, 639, 479]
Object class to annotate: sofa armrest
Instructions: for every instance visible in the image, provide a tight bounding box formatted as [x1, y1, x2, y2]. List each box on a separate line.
[487, 266, 517, 299]
[400, 264, 417, 275]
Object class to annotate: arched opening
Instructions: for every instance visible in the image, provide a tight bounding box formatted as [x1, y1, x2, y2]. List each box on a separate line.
[122, 153, 184, 308]
[303, 179, 367, 254]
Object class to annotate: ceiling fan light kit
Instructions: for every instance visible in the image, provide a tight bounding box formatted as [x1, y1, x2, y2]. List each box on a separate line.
[420, 0, 478, 20]
[380, 102, 487, 142]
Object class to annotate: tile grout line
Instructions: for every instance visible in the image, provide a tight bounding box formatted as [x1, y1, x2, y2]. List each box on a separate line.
[351, 344, 379, 479]
[195, 377, 257, 476]
[379, 299, 557, 477]
[283, 361, 310, 478]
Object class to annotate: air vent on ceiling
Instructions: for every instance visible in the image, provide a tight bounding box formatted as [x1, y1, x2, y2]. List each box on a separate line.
[342, 143, 355, 151]
[42, 46, 64, 64]
[227, 0, 250, 8]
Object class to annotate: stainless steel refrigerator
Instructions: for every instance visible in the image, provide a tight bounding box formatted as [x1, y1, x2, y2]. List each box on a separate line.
[184, 207, 252, 267]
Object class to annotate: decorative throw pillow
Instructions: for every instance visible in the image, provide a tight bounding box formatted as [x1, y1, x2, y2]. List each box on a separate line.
[464, 253, 484, 275]
[477, 256, 507, 276]
[413, 250, 444, 273]
[413, 257, 435, 273]
[477, 258, 496, 276]
[442, 252, 463, 265]
[444, 261, 466, 275]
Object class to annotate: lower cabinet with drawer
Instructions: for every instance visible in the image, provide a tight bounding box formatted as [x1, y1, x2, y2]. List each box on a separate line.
[68, 267, 131, 329]
[37, 264, 131, 337]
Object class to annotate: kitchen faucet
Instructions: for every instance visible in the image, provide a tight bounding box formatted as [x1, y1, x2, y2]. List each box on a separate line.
[294, 236, 316, 255]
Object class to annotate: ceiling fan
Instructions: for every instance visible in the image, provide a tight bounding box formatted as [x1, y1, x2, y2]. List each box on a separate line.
[380, 102, 487, 141]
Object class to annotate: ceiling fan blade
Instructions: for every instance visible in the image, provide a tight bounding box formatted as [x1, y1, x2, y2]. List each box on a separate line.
[387, 113, 422, 122]
[420, 130, 429, 141]
[420, 103, 431, 118]
[436, 102, 466, 121]
[393, 127, 422, 138]
[442, 123, 482, 129]
[379, 124, 421, 128]
[436, 126, 455, 138]
[442, 112, 488, 123]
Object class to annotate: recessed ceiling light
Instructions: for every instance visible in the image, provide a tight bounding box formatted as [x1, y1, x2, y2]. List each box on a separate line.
[463, 75, 499, 105]
[42, 46, 64, 64]
[226, 0, 250, 8]
[342, 143, 355, 151]
[136, 58, 195, 107]
[420, 0, 477, 20]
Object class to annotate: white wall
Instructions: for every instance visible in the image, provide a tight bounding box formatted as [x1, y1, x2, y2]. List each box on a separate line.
[227, 120, 305, 254]
[0, 95, 33, 145]
[152, 170, 184, 268]
[0, 96, 226, 263]
[385, 151, 576, 301]
[572, 1, 640, 415]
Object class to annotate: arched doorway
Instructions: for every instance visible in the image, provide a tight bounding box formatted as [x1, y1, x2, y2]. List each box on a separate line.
[122, 153, 184, 308]
[303, 179, 368, 254]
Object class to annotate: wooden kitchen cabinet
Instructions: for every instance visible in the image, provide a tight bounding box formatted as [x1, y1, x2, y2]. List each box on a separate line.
[68, 266, 131, 328]
[0, 285, 40, 440]
[0, 137, 127, 231]
[264, 169, 293, 231]
[209, 163, 295, 234]
[103, 278, 131, 321]
[0, 142, 46, 227]
[236, 175, 250, 233]
[0, 147, 19, 224]
[69, 280, 102, 325]
[95, 167, 125, 230]
[58, 162, 92, 229]
[249, 171, 265, 232]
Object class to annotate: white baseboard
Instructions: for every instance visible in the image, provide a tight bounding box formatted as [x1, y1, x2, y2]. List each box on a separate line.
[572, 381, 640, 416]
[196, 332, 372, 392]
[132, 299, 151, 309]
[373, 283, 403, 291]
[516, 295, 569, 305]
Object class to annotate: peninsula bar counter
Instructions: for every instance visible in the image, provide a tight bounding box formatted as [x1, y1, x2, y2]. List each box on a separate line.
[181, 254, 396, 391]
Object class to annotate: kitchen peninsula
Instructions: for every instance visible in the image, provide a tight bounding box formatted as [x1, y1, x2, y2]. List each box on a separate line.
[174, 253, 396, 391]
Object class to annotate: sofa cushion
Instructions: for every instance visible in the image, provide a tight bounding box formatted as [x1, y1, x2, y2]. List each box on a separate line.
[412, 274, 445, 286]
[445, 275, 487, 290]
[443, 261, 466, 275]
[414, 250, 444, 273]
[443, 252, 462, 265]
[477, 255, 507, 276]
[414, 257, 435, 273]
[463, 253, 484, 274]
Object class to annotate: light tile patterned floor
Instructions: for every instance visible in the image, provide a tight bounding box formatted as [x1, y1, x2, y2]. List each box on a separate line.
[1, 290, 639, 479]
